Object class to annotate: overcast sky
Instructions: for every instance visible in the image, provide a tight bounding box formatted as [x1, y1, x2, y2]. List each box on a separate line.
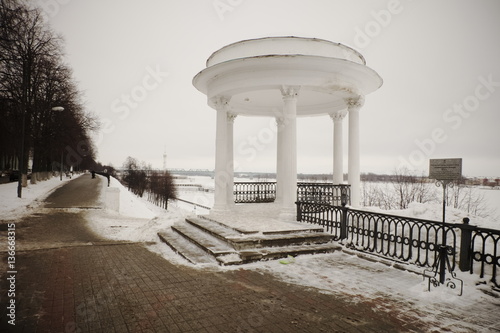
[38, 0, 500, 177]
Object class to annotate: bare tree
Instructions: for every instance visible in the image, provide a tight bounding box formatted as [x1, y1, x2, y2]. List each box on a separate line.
[448, 183, 493, 218]
[148, 170, 177, 209]
[0, 0, 98, 183]
[121, 157, 177, 209]
[391, 167, 418, 209]
[390, 167, 436, 209]
[122, 156, 146, 196]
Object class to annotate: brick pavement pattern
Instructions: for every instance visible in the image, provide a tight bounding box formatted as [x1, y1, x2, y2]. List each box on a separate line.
[1, 175, 429, 332]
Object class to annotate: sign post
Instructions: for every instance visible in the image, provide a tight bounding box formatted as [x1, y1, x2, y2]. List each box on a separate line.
[425, 158, 463, 295]
[429, 158, 462, 225]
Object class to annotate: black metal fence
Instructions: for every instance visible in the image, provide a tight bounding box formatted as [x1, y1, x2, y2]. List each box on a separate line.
[296, 201, 500, 287]
[234, 182, 276, 203]
[297, 183, 351, 206]
[233, 182, 351, 205]
[231, 181, 499, 286]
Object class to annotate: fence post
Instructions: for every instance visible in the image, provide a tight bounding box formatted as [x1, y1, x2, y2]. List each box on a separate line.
[340, 207, 347, 239]
[459, 217, 475, 272]
[296, 202, 302, 221]
[339, 189, 349, 239]
[340, 202, 348, 240]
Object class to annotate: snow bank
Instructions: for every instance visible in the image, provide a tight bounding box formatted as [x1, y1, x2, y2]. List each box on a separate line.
[109, 177, 156, 219]
[363, 201, 499, 230]
[0, 174, 81, 221]
[85, 177, 185, 244]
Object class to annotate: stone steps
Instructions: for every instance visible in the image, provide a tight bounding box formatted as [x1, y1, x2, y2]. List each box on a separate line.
[157, 215, 341, 266]
[237, 243, 342, 263]
[157, 230, 218, 265]
[172, 222, 236, 257]
[191, 216, 259, 235]
[187, 216, 332, 249]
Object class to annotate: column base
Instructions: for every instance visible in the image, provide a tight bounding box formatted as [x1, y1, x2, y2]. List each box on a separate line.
[210, 204, 230, 214]
[278, 206, 296, 221]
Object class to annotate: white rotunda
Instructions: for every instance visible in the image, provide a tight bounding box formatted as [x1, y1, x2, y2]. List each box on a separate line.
[193, 36, 382, 219]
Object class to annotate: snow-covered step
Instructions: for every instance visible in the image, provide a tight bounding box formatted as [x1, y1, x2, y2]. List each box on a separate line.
[237, 242, 342, 263]
[216, 242, 342, 265]
[197, 215, 259, 234]
[186, 216, 247, 241]
[187, 216, 335, 250]
[199, 214, 325, 235]
[236, 232, 335, 249]
[158, 216, 341, 266]
[185, 217, 258, 250]
[172, 222, 237, 257]
[157, 230, 217, 265]
[262, 226, 325, 235]
[216, 253, 244, 266]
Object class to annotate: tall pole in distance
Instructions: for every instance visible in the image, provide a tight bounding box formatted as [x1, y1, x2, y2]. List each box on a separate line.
[51, 106, 65, 180]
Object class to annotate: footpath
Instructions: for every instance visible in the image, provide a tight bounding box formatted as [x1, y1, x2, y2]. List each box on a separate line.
[0, 174, 497, 332]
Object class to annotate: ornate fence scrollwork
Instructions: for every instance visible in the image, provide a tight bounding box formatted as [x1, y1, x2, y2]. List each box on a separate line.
[297, 183, 351, 206]
[232, 180, 499, 288]
[233, 181, 350, 205]
[470, 226, 500, 287]
[234, 182, 276, 203]
[296, 200, 500, 288]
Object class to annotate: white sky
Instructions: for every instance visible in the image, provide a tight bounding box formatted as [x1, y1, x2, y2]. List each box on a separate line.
[39, 0, 500, 177]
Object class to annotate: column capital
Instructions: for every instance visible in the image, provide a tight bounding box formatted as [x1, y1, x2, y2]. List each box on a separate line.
[329, 110, 347, 122]
[345, 95, 365, 110]
[280, 85, 300, 100]
[227, 112, 237, 123]
[211, 95, 231, 110]
[275, 116, 285, 127]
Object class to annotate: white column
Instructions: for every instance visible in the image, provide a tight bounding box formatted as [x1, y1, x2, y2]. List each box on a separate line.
[226, 113, 236, 206]
[275, 116, 285, 204]
[212, 96, 231, 212]
[279, 86, 300, 220]
[347, 96, 364, 207]
[330, 110, 347, 184]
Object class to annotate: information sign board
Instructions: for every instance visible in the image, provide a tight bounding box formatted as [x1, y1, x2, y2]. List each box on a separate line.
[429, 158, 462, 180]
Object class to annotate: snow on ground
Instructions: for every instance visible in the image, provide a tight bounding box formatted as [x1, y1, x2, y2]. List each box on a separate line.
[86, 176, 500, 331]
[482, 187, 500, 227]
[126, 191, 500, 331]
[361, 181, 500, 229]
[364, 201, 499, 229]
[0, 174, 82, 221]
[223, 251, 499, 332]
[85, 176, 185, 244]
[2, 174, 499, 331]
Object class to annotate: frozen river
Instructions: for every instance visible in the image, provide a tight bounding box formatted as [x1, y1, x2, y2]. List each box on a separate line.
[173, 175, 500, 230]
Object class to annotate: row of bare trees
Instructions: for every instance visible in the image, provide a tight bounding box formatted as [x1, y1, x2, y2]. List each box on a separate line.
[361, 167, 491, 218]
[361, 168, 436, 210]
[0, 0, 98, 184]
[121, 157, 177, 209]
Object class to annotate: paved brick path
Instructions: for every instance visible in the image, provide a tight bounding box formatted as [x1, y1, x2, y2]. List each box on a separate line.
[5, 243, 428, 333]
[1, 175, 429, 332]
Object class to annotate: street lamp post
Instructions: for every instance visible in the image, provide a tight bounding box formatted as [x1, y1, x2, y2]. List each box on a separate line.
[51, 106, 65, 180]
[17, 107, 26, 198]
[16, 106, 65, 198]
[60, 147, 63, 181]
